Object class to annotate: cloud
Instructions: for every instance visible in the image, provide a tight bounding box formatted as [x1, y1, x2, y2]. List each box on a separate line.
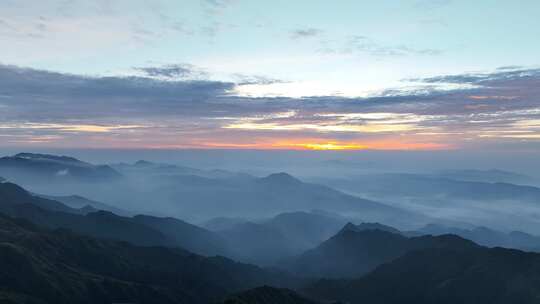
[202, 0, 235, 16]
[325, 35, 443, 57]
[497, 65, 524, 71]
[412, 68, 540, 84]
[224, 122, 421, 133]
[290, 28, 323, 39]
[0, 63, 232, 100]
[204, 0, 234, 8]
[0, 64, 539, 150]
[0, 16, 48, 39]
[232, 74, 288, 85]
[414, 0, 453, 10]
[134, 64, 209, 80]
[169, 21, 195, 35]
[0, 123, 146, 133]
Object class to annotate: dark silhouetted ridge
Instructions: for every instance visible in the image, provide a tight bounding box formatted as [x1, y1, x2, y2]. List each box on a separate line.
[0, 213, 299, 304]
[221, 286, 321, 304]
[14, 152, 84, 164]
[339, 222, 401, 235]
[257, 173, 303, 186]
[285, 224, 478, 278]
[0, 182, 227, 255]
[306, 244, 540, 304]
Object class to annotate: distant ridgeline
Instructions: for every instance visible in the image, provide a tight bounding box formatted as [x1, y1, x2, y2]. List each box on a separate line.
[0, 153, 122, 182]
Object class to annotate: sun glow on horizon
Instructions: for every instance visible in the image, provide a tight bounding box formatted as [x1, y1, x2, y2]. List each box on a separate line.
[249, 138, 453, 151]
[291, 142, 369, 150]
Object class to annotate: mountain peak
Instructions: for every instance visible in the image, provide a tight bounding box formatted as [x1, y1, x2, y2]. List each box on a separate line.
[85, 210, 119, 219]
[134, 160, 154, 167]
[259, 172, 302, 185]
[339, 222, 401, 235]
[341, 222, 357, 232]
[13, 153, 84, 164]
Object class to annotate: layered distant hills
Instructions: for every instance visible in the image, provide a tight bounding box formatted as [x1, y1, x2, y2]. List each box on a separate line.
[0, 153, 426, 229]
[283, 224, 477, 279]
[3, 152, 540, 303]
[310, 171, 540, 234]
[0, 153, 121, 182]
[4, 187, 540, 303]
[0, 213, 298, 304]
[312, 172, 540, 203]
[208, 211, 348, 265]
[0, 182, 228, 256]
[38, 193, 131, 216]
[414, 223, 540, 252]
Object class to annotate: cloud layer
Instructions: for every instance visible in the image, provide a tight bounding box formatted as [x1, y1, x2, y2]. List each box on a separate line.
[0, 64, 539, 150]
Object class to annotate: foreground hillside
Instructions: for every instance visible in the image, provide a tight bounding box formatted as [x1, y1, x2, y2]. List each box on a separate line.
[0, 214, 298, 304]
[305, 241, 540, 304]
[220, 286, 322, 304]
[284, 223, 479, 278]
[0, 182, 229, 256]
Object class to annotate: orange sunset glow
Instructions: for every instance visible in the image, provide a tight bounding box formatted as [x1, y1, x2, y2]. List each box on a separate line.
[271, 140, 452, 151]
[191, 138, 453, 151]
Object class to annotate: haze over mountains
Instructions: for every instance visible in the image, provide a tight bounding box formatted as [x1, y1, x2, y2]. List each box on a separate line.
[0, 153, 121, 182]
[0, 153, 428, 228]
[310, 171, 540, 234]
[2, 151, 540, 303]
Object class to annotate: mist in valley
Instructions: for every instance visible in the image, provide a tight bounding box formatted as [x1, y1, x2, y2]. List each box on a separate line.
[1, 150, 540, 265]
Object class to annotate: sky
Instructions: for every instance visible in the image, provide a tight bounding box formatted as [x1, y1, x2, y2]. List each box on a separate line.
[0, 0, 539, 151]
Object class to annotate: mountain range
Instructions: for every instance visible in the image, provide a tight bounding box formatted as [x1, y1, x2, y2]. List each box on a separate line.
[151, 171, 426, 227]
[0, 182, 228, 256]
[38, 193, 131, 216]
[4, 175, 540, 303]
[209, 211, 348, 265]
[4, 152, 540, 303]
[283, 223, 477, 279]
[312, 172, 540, 203]
[0, 213, 299, 304]
[305, 240, 540, 304]
[414, 223, 540, 252]
[0, 153, 121, 183]
[0, 153, 427, 229]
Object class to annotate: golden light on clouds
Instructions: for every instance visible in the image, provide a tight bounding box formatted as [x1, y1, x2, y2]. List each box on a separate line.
[476, 119, 540, 139]
[314, 112, 432, 123]
[223, 122, 419, 133]
[0, 123, 145, 133]
[468, 95, 518, 100]
[292, 142, 369, 150]
[513, 119, 540, 129]
[221, 112, 438, 134]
